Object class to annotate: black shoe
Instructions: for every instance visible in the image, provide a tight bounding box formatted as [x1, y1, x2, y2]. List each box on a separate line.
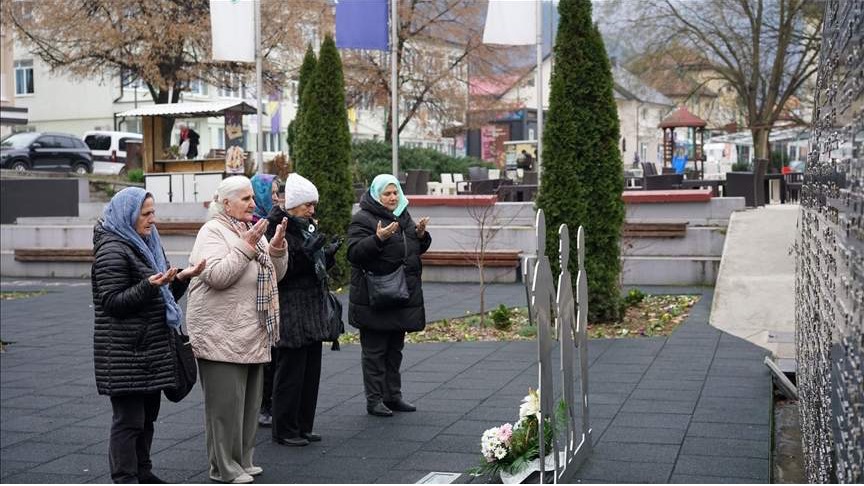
[367, 401, 394, 417]
[301, 432, 322, 442]
[384, 399, 417, 412]
[139, 473, 168, 484]
[272, 436, 310, 447]
[258, 412, 272, 427]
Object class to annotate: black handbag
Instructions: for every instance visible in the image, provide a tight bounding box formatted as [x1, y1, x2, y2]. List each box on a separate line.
[164, 329, 197, 403]
[324, 290, 344, 350]
[364, 230, 410, 309]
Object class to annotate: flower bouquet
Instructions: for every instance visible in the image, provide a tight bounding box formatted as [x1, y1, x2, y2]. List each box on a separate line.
[470, 389, 566, 483]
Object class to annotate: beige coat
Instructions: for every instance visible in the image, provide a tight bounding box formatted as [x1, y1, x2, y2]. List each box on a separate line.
[186, 219, 288, 364]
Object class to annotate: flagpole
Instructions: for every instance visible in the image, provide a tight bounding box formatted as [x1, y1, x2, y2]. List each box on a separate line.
[255, 0, 263, 175]
[390, 0, 399, 177]
[535, 0, 543, 185]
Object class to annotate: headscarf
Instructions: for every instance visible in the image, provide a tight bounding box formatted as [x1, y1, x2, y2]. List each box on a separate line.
[101, 187, 182, 330]
[251, 173, 277, 221]
[369, 174, 409, 217]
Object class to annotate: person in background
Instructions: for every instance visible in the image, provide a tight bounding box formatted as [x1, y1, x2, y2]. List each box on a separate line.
[347, 174, 431, 417]
[186, 176, 289, 484]
[250, 173, 281, 427]
[178, 123, 200, 159]
[91, 187, 205, 484]
[266, 174, 341, 446]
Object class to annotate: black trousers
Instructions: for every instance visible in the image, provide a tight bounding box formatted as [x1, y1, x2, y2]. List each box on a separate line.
[272, 343, 322, 439]
[109, 391, 161, 484]
[261, 348, 276, 414]
[359, 329, 405, 405]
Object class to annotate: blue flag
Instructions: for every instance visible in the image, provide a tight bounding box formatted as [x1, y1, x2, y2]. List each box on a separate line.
[335, 0, 389, 51]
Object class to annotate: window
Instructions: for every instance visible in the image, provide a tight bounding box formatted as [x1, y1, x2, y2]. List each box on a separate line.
[121, 69, 146, 90]
[640, 142, 648, 162]
[15, 60, 34, 95]
[36, 136, 60, 148]
[119, 137, 137, 151]
[85, 135, 111, 151]
[58, 136, 79, 149]
[219, 73, 245, 98]
[187, 79, 208, 97]
[216, 128, 225, 149]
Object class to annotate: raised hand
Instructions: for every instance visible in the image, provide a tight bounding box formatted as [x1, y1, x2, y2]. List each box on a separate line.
[376, 220, 400, 241]
[415, 217, 430, 238]
[178, 259, 207, 281]
[241, 219, 269, 249]
[148, 267, 178, 287]
[270, 217, 288, 250]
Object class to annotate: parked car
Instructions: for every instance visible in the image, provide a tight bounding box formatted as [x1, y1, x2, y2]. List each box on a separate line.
[1, 132, 93, 174]
[83, 131, 142, 164]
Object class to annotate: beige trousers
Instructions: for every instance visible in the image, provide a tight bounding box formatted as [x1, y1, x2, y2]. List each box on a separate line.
[198, 359, 264, 483]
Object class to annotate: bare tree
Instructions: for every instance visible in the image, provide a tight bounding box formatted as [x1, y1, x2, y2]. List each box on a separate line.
[462, 201, 527, 328]
[618, 0, 823, 158]
[2, 0, 312, 105]
[335, 0, 523, 141]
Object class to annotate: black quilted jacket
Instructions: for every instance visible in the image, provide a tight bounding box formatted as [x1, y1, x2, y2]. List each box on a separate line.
[91, 221, 189, 396]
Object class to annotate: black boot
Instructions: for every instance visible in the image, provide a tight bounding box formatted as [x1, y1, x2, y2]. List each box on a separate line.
[367, 401, 394, 417]
[384, 398, 416, 412]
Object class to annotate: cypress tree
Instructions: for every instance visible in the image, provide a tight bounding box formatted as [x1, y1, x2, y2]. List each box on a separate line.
[536, 0, 625, 321]
[295, 34, 354, 283]
[288, 44, 317, 162]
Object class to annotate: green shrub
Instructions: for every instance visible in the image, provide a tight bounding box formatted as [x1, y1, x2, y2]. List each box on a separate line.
[731, 160, 751, 171]
[624, 288, 646, 307]
[127, 169, 144, 183]
[490, 304, 513, 331]
[350, 140, 492, 186]
[536, 0, 625, 322]
[518, 325, 537, 338]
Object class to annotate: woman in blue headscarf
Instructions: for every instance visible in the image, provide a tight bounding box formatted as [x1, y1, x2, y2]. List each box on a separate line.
[250, 173, 279, 223]
[346, 174, 431, 417]
[91, 187, 205, 484]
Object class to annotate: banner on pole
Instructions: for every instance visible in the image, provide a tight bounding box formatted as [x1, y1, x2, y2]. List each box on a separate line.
[482, 0, 538, 46]
[335, 0, 389, 50]
[210, 0, 255, 62]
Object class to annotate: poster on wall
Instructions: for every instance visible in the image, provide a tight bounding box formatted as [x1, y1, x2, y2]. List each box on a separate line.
[224, 109, 245, 174]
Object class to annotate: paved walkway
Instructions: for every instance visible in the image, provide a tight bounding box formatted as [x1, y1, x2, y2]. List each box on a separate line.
[1, 280, 771, 483]
[710, 205, 799, 363]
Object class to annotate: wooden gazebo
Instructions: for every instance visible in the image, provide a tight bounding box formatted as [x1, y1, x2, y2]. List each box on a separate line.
[118, 101, 257, 174]
[658, 106, 707, 176]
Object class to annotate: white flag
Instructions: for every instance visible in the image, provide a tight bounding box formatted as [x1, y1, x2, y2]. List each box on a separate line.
[210, 0, 255, 63]
[482, 0, 538, 46]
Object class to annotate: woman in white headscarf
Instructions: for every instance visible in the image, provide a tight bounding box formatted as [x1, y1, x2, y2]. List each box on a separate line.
[186, 176, 288, 484]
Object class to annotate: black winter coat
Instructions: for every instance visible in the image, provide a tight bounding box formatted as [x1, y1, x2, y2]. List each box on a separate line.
[347, 192, 431, 332]
[266, 206, 335, 348]
[91, 222, 189, 396]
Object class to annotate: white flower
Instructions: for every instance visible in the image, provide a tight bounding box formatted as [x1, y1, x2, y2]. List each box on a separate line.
[519, 388, 541, 419]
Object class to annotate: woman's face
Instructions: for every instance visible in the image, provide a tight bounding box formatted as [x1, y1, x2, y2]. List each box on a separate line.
[271, 181, 282, 207]
[135, 197, 156, 237]
[379, 184, 399, 212]
[225, 186, 256, 222]
[287, 201, 316, 219]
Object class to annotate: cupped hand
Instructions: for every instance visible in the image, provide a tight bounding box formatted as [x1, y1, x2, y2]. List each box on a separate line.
[270, 217, 288, 250]
[376, 220, 400, 241]
[148, 267, 178, 286]
[241, 219, 269, 249]
[178, 259, 206, 281]
[415, 217, 430, 238]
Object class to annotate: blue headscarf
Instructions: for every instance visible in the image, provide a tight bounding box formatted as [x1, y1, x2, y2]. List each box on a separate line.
[369, 174, 409, 217]
[101, 187, 182, 330]
[251, 173, 277, 221]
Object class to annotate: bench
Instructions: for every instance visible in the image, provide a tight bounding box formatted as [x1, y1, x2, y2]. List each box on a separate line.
[157, 221, 204, 236]
[622, 223, 688, 238]
[421, 250, 521, 268]
[14, 248, 94, 262]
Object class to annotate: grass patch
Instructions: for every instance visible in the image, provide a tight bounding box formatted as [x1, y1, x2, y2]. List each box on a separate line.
[0, 290, 47, 301]
[339, 294, 699, 344]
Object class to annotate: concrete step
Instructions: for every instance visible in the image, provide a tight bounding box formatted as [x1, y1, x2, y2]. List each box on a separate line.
[622, 255, 721, 286]
[626, 197, 745, 226]
[621, 226, 726, 257]
[1, 225, 199, 252]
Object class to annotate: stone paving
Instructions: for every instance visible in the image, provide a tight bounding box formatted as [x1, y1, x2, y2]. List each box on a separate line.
[1, 280, 771, 483]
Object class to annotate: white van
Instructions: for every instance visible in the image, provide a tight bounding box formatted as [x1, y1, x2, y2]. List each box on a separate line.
[83, 131, 143, 173]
